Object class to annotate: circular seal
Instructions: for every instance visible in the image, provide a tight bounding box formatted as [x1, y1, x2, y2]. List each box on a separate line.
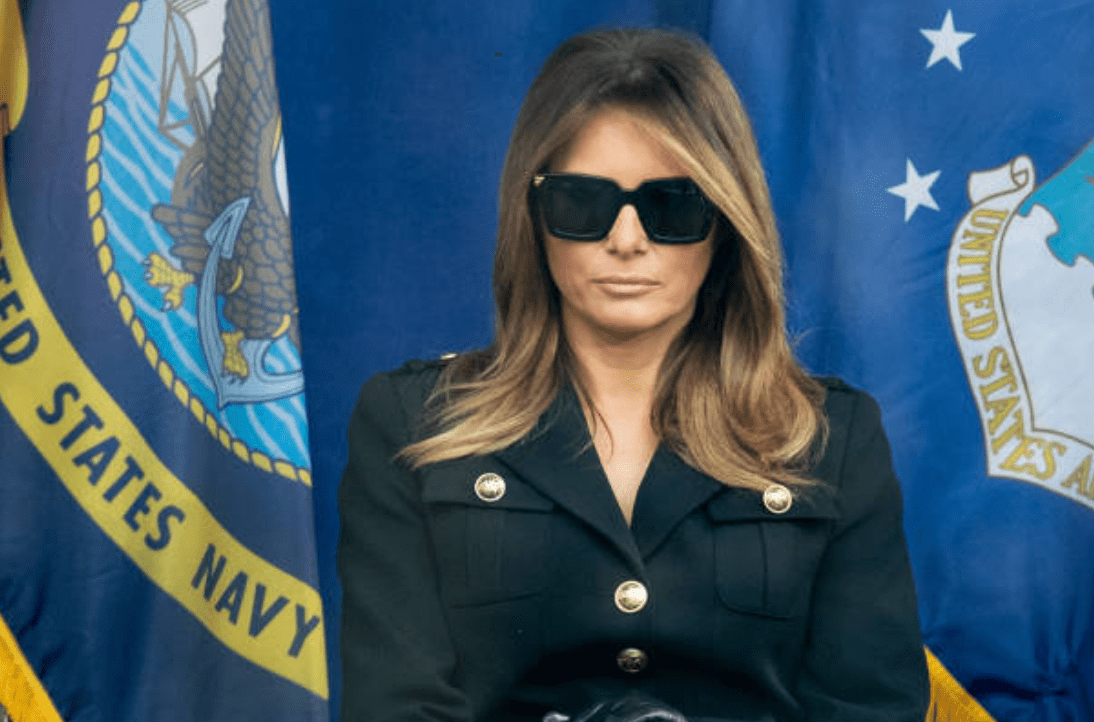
[86, 0, 310, 483]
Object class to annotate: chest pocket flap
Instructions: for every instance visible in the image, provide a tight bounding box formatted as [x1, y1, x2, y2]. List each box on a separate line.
[421, 467, 556, 511]
[421, 464, 555, 606]
[705, 485, 840, 619]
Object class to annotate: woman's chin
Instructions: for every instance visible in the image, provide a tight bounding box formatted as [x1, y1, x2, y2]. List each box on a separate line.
[566, 307, 693, 345]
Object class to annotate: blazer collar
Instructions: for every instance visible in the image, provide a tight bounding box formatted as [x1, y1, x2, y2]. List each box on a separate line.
[495, 385, 635, 562]
[630, 446, 724, 558]
[494, 386, 726, 567]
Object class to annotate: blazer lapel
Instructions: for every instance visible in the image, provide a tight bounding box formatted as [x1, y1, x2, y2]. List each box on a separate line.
[494, 386, 640, 565]
[630, 447, 725, 559]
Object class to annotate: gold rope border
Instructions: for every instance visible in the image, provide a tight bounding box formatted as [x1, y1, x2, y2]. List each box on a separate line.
[85, 1, 311, 487]
[0, 613, 64, 722]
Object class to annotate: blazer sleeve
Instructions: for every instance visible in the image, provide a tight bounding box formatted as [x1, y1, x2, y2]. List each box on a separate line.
[794, 389, 930, 721]
[338, 371, 473, 722]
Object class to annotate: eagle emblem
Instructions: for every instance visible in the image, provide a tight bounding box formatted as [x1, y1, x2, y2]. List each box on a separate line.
[87, 0, 310, 478]
[149, 0, 302, 408]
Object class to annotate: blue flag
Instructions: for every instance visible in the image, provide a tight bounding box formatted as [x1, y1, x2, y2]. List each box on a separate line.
[706, 2, 1094, 720]
[0, 1, 329, 719]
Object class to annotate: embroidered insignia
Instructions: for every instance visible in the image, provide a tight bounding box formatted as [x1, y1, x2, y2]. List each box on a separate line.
[85, 0, 310, 482]
[946, 144, 1094, 507]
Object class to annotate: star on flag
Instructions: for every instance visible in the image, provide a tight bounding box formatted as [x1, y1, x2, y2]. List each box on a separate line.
[921, 10, 975, 70]
[888, 159, 941, 222]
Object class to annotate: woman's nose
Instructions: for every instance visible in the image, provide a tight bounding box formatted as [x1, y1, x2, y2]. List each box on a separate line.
[604, 204, 649, 256]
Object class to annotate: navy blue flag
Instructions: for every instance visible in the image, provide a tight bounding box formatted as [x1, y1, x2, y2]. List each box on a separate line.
[706, 4, 1094, 720]
[265, 2, 1092, 721]
[1, 1, 329, 719]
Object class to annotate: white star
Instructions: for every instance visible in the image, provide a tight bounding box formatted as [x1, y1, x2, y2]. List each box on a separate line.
[921, 10, 975, 70]
[888, 159, 941, 222]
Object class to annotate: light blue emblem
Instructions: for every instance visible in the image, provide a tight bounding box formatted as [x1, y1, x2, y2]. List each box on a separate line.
[1025, 139, 1094, 274]
[93, 0, 311, 476]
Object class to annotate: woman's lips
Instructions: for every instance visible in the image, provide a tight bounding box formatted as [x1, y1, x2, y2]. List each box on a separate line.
[593, 276, 659, 295]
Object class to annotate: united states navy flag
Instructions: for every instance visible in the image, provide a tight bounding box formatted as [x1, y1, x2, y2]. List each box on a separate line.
[0, 1, 328, 719]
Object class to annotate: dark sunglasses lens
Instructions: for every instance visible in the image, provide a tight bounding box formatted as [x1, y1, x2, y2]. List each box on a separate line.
[539, 177, 620, 240]
[639, 179, 713, 243]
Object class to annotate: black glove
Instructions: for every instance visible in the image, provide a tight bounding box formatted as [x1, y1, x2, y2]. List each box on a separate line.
[544, 691, 688, 722]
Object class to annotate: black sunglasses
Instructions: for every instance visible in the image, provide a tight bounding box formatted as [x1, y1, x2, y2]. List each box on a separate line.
[530, 173, 716, 245]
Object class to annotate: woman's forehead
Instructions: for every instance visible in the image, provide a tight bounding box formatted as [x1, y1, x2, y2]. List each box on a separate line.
[552, 109, 689, 183]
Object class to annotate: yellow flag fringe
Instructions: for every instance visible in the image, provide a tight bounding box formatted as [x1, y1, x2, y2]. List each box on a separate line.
[925, 647, 997, 722]
[0, 613, 65, 722]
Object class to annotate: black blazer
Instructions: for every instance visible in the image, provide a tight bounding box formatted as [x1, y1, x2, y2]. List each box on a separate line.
[338, 359, 929, 722]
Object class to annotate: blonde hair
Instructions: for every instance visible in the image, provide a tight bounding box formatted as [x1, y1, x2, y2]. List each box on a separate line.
[403, 28, 826, 490]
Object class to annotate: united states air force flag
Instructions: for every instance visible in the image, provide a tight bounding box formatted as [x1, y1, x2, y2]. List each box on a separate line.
[0, 1, 328, 719]
[706, 2, 1094, 720]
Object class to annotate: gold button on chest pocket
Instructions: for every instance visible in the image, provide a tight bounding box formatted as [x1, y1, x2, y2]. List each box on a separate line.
[762, 483, 792, 514]
[473, 473, 506, 502]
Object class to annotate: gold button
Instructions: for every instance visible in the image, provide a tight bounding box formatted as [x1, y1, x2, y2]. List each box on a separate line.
[473, 473, 506, 503]
[763, 483, 793, 514]
[614, 580, 648, 613]
[616, 647, 648, 673]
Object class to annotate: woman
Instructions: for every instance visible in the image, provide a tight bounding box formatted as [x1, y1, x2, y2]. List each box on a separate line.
[339, 28, 929, 722]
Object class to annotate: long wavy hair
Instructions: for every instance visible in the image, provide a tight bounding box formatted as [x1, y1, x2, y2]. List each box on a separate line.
[402, 28, 826, 491]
